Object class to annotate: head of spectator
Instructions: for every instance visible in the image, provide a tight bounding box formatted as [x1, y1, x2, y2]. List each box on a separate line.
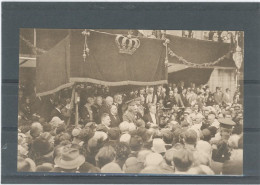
[95, 146, 116, 168]
[101, 162, 122, 173]
[201, 129, 212, 142]
[119, 121, 130, 133]
[129, 135, 143, 152]
[54, 147, 85, 170]
[95, 96, 103, 107]
[108, 128, 120, 141]
[101, 113, 111, 128]
[207, 113, 216, 125]
[78, 162, 101, 173]
[50, 117, 64, 129]
[123, 157, 143, 173]
[35, 163, 54, 172]
[17, 156, 36, 172]
[183, 129, 198, 148]
[151, 138, 166, 154]
[114, 94, 123, 105]
[172, 148, 194, 173]
[110, 105, 118, 116]
[105, 96, 113, 107]
[148, 103, 156, 115]
[144, 152, 164, 167]
[119, 133, 131, 144]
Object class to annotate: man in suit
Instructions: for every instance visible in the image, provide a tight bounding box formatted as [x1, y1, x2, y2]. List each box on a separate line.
[109, 105, 121, 128]
[214, 87, 223, 105]
[80, 96, 95, 124]
[172, 87, 184, 108]
[99, 96, 113, 121]
[50, 101, 63, 121]
[113, 94, 123, 122]
[223, 88, 232, 106]
[143, 103, 159, 128]
[123, 99, 138, 124]
[177, 81, 185, 94]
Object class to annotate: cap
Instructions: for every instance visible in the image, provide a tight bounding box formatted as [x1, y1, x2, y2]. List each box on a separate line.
[218, 118, 236, 129]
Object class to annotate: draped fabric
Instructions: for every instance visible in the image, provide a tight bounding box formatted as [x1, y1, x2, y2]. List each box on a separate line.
[36, 30, 167, 96]
[69, 30, 167, 86]
[36, 36, 72, 96]
[167, 34, 236, 68]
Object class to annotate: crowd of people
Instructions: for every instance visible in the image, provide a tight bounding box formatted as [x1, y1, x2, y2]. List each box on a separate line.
[17, 81, 243, 175]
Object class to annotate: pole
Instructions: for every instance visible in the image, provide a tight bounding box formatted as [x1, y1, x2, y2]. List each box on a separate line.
[66, 86, 75, 127]
[75, 90, 79, 127]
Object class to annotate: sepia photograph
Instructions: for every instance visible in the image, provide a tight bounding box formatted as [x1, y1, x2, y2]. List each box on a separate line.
[18, 29, 244, 175]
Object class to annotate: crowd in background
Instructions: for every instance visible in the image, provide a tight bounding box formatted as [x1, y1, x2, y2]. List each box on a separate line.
[18, 81, 243, 175]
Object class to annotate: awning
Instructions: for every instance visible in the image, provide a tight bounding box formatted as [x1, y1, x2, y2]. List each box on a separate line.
[36, 30, 167, 96]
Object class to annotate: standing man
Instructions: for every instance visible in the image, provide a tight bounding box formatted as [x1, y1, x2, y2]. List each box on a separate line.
[214, 87, 223, 105]
[223, 88, 232, 106]
[123, 99, 138, 124]
[172, 87, 184, 108]
[143, 103, 159, 128]
[109, 105, 121, 128]
[113, 93, 123, 121]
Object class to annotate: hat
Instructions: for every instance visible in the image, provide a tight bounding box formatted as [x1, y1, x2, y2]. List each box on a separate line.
[123, 157, 143, 173]
[196, 140, 212, 157]
[96, 124, 108, 133]
[54, 148, 85, 169]
[17, 157, 36, 172]
[101, 162, 122, 173]
[120, 133, 131, 144]
[119, 121, 130, 133]
[145, 153, 164, 166]
[137, 150, 153, 163]
[151, 138, 166, 154]
[181, 120, 189, 127]
[50, 117, 64, 127]
[218, 118, 236, 129]
[35, 163, 54, 172]
[108, 128, 120, 140]
[72, 128, 81, 137]
[93, 131, 108, 141]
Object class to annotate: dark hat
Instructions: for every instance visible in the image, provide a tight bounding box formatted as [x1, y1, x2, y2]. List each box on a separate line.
[108, 128, 121, 140]
[218, 118, 236, 129]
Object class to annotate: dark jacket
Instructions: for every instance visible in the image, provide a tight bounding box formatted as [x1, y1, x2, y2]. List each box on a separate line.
[109, 114, 121, 128]
[50, 108, 63, 120]
[143, 112, 160, 128]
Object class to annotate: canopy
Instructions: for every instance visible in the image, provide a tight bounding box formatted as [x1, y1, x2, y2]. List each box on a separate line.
[36, 30, 167, 96]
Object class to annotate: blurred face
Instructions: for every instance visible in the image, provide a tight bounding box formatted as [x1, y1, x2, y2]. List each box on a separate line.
[102, 116, 111, 126]
[66, 98, 71, 104]
[96, 97, 103, 106]
[169, 91, 173, 96]
[129, 104, 138, 113]
[140, 89, 145, 94]
[87, 97, 94, 105]
[110, 105, 118, 115]
[114, 95, 122, 105]
[207, 114, 215, 124]
[106, 97, 113, 106]
[173, 88, 178, 93]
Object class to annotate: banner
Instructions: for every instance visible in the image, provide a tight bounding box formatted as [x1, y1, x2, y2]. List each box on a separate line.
[36, 36, 73, 96]
[69, 30, 167, 86]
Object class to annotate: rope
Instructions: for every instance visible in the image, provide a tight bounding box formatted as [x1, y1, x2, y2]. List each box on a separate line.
[20, 35, 46, 54]
[168, 47, 232, 68]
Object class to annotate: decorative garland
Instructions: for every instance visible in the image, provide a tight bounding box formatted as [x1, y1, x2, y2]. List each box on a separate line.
[168, 47, 232, 68]
[20, 35, 46, 54]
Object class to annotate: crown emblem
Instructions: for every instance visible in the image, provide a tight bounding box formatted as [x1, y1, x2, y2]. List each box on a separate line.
[115, 34, 140, 55]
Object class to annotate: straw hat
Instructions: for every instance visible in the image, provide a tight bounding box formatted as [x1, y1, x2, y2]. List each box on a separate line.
[54, 148, 85, 169]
